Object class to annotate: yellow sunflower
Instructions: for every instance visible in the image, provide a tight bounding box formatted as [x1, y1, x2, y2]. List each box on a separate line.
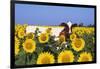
[18, 28, 25, 39]
[38, 33, 49, 43]
[23, 39, 36, 53]
[15, 36, 20, 55]
[78, 52, 92, 62]
[46, 28, 52, 35]
[15, 45, 20, 56]
[37, 52, 55, 64]
[15, 36, 20, 47]
[70, 33, 76, 41]
[26, 33, 34, 39]
[59, 35, 66, 43]
[15, 30, 17, 36]
[23, 24, 28, 29]
[15, 24, 22, 32]
[58, 50, 74, 63]
[77, 31, 83, 36]
[71, 38, 85, 52]
[15, 24, 21, 35]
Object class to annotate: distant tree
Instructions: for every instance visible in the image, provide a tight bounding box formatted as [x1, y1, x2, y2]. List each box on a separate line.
[79, 23, 84, 27]
[72, 23, 78, 27]
[92, 24, 95, 26]
[87, 24, 94, 27]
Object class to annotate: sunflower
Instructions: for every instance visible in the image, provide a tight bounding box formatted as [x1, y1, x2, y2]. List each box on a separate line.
[59, 35, 66, 43]
[15, 36, 20, 47]
[70, 33, 76, 41]
[77, 31, 83, 36]
[78, 52, 92, 62]
[71, 38, 85, 52]
[15, 24, 22, 32]
[26, 32, 34, 39]
[58, 50, 74, 63]
[38, 33, 49, 43]
[37, 52, 55, 64]
[23, 39, 36, 53]
[23, 24, 28, 29]
[18, 28, 25, 39]
[15, 36, 20, 55]
[15, 45, 20, 56]
[46, 27, 52, 35]
[15, 30, 17, 36]
[15, 24, 21, 35]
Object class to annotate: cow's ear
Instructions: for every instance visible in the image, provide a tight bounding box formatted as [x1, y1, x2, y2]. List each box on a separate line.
[59, 22, 67, 26]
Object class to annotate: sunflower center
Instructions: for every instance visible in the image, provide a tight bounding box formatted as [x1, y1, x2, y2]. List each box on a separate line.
[82, 56, 89, 61]
[28, 34, 33, 39]
[20, 31, 24, 36]
[41, 57, 50, 64]
[25, 42, 33, 50]
[74, 39, 82, 48]
[59, 35, 65, 42]
[72, 35, 75, 39]
[41, 35, 47, 41]
[62, 54, 70, 63]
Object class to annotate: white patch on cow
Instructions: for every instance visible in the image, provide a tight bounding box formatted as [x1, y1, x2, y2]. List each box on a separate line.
[67, 21, 73, 33]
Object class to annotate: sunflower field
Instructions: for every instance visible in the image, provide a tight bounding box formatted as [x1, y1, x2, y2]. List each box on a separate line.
[15, 24, 95, 66]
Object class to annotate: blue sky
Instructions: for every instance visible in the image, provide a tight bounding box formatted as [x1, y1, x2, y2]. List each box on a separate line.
[15, 4, 95, 26]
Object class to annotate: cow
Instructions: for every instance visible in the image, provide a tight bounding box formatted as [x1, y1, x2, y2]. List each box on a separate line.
[59, 22, 77, 41]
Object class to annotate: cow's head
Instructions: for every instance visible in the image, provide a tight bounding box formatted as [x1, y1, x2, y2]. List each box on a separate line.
[59, 21, 77, 40]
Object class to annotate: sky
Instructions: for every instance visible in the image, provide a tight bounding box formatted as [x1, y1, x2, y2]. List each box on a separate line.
[15, 4, 95, 26]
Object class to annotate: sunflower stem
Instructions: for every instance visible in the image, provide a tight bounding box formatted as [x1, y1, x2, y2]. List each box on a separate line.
[27, 54, 30, 65]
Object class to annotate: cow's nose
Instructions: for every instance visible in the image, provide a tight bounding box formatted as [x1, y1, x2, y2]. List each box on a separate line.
[69, 31, 71, 34]
[69, 28, 72, 34]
